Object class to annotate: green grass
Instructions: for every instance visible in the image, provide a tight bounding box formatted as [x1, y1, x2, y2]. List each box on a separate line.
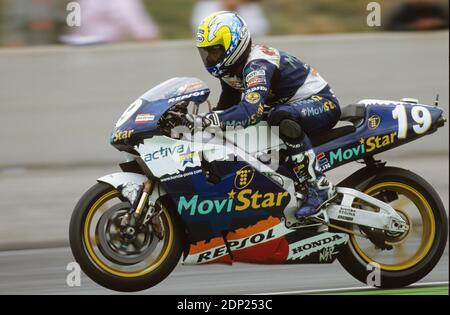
[320, 285, 449, 295]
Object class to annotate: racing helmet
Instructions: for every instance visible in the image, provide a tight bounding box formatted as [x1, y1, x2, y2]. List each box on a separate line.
[196, 11, 252, 77]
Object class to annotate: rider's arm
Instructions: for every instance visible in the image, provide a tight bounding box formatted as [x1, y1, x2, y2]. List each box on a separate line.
[215, 60, 276, 129]
[215, 79, 242, 111]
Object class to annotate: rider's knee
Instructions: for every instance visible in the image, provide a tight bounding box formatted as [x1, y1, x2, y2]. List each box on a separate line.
[268, 111, 303, 141]
[280, 119, 304, 141]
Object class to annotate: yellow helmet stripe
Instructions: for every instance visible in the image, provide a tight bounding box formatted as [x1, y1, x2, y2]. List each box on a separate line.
[196, 11, 232, 50]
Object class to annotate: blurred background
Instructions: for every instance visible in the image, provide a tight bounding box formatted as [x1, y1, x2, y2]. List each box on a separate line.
[0, 0, 448, 294]
[0, 0, 448, 46]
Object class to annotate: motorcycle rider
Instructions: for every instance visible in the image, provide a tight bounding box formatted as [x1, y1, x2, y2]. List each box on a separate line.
[183, 11, 341, 219]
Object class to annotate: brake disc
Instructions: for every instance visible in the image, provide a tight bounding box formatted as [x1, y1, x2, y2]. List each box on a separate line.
[96, 202, 158, 265]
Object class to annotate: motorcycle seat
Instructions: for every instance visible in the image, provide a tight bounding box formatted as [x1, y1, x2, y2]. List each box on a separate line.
[260, 103, 365, 147]
[340, 103, 366, 124]
[310, 125, 356, 147]
[309, 103, 366, 146]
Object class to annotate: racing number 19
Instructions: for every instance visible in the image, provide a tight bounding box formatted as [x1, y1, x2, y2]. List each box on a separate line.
[392, 105, 432, 139]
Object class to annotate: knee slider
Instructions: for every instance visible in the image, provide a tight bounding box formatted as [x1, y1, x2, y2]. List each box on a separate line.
[279, 119, 303, 141]
[268, 110, 304, 141]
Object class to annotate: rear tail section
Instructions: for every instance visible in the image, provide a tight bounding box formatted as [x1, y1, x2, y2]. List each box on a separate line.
[310, 100, 445, 172]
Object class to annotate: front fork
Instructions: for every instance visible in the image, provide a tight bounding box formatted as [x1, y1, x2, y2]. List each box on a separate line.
[121, 180, 164, 240]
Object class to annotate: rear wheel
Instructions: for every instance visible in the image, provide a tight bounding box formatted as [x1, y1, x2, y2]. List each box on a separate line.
[69, 182, 184, 292]
[337, 167, 448, 288]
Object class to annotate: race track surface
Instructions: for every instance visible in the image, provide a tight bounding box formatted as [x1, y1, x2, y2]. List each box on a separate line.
[0, 247, 447, 295]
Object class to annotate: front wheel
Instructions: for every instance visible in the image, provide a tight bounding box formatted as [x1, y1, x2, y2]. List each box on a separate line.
[337, 167, 448, 288]
[69, 182, 184, 292]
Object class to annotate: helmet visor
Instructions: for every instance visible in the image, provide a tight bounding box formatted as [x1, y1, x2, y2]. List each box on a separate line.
[198, 45, 226, 67]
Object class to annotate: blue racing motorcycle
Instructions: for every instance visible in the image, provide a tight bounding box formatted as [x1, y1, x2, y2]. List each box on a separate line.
[69, 77, 448, 292]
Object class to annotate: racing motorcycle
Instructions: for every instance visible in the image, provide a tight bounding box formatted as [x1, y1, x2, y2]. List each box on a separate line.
[69, 77, 448, 292]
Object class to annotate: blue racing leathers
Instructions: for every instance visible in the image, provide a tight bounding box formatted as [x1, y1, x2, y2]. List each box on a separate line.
[214, 44, 341, 135]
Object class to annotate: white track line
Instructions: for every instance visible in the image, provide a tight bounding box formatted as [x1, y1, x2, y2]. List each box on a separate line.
[251, 281, 449, 295]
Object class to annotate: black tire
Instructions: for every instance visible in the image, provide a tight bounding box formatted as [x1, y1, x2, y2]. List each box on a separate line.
[69, 182, 185, 292]
[336, 167, 448, 288]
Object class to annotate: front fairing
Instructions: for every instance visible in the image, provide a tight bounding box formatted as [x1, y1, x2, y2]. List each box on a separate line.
[110, 77, 210, 151]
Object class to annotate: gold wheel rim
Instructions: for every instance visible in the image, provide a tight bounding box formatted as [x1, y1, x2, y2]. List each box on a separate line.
[83, 190, 174, 278]
[350, 182, 436, 271]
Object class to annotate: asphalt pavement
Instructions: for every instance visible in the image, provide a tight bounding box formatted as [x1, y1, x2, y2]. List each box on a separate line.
[0, 246, 447, 295]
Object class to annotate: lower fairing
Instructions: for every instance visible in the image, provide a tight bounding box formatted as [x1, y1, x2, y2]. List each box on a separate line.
[182, 216, 349, 265]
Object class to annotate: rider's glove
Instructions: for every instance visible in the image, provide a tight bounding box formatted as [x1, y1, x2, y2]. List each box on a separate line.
[182, 112, 220, 133]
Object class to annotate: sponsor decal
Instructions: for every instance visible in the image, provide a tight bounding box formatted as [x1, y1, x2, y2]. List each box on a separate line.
[179, 148, 195, 167]
[178, 167, 289, 216]
[234, 166, 255, 189]
[270, 96, 290, 106]
[368, 114, 381, 130]
[178, 81, 204, 94]
[365, 132, 396, 152]
[144, 144, 185, 162]
[246, 70, 267, 88]
[184, 218, 290, 264]
[329, 132, 396, 165]
[168, 90, 207, 103]
[196, 228, 276, 263]
[185, 82, 204, 92]
[337, 206, 356, 222]
[246, 86, 268, 93]
[244, 92, 261, 104]
[251, 104, 264, 124]
[292, 164, 304, 174]
[319, 246, 339, 262]
[161, 169, 203, 182]
[196, 33, 204, 43]
[177, 189, 289, 215]
[112, 129, 134, 142]
[329, 142, 365, 165]
[135, 114, 155, 124]
[196, 29, 204, 43]
[300, 101, 336, 117]
[247, 76, 266, 88]
[115, 99, 143, 128]
[316, 152, 331, 171]
[222, 104, 264, 128]
[178, 194, 234, 215]
[292, 154, 310, 183]
[227, 228, 275, 251]
[288, 233, 348, 260]
[245, 70, 265, 82]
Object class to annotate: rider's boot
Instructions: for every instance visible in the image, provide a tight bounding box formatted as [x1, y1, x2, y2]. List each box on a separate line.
[285, 134, 336, 219]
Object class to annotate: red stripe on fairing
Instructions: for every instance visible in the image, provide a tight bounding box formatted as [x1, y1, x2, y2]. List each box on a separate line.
[231, 237, 290, 264]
